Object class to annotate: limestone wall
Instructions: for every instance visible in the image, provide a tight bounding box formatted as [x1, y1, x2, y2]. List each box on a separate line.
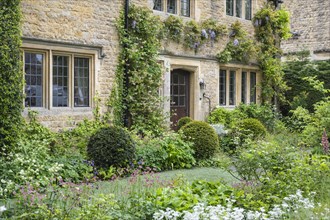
[281, 0, 330, 60]
[21, 0, 264, 129]
[21, 0, 122, 130]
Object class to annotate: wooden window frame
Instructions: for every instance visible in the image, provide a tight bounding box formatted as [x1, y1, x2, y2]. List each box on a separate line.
[153, 0, 193, 18]
[219, 67, 259, 106]
[226, 0, 253, 20]
[22, 47, 95, 110]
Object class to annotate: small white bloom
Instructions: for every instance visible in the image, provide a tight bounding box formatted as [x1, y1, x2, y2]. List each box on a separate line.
[0, 206, 7, 212]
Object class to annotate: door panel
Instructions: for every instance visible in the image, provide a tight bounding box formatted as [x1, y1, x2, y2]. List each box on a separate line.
[170, 69, 190, 130]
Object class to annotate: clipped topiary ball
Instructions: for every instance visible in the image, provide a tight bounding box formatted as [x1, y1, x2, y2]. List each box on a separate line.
[177, 116, 193, 130]
[181, 121, 219, 160]
[87, 126, 136, 169]
[237, 118, 267, 139]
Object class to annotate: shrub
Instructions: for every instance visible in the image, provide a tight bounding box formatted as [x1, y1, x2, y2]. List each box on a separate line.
[87, 126, 136, 169]
[181, 121, 219, 160]
[177, 117, 193, 130]
[0, 0, 24, 152]
[236, 103, 279, 132]
[207, 107, 234, 126]
[302, 100, 330, 148]
[136, 132, 195, 171]
[235, 118, 267, 140]
[0, 138, 63, 198]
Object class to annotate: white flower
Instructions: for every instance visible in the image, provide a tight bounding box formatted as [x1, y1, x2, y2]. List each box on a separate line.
[0, 206, 6, 212]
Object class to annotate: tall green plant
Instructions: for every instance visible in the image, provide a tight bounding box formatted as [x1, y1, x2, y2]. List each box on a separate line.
[112, 5, 165, 135]
[253, 2, 291, 104]
[0, 0, 23, 153]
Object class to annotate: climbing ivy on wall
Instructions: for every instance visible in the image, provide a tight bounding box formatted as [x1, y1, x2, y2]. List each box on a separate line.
[253, 2, 291, 104]
[216, 21, 256, 64]
[112, 5, 165, 136]
[0, 0, 24, 153]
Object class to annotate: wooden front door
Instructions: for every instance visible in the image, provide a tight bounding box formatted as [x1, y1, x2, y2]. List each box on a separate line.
[170, 69, 190, 130]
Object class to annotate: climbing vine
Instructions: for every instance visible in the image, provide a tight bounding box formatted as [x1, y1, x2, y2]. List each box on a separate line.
[0, 0, 24, 153]
[216, 21, 256, 64]
[253, 2, 291, 103]
[112, 5, 165, 136]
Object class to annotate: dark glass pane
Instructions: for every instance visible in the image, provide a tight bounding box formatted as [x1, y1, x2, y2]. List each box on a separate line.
[241, 72, 247, 103]
[179, 85, 185, 95]
[25, 53, 31, 63]
[219, 70, 226, 105]
[53, 55, 69, 107]
[181, 0, 190, 17]
[250, 72, 256, 103]
[229, 71, 236, 105]
[74, 57, 89, 107]
[236, 0, 242, 18]
[178, 74, 185, 84]
[173, 73, 179, 84]
[173, 96, 178, 106]
[179, 96, 185, 106]
[153, 0, 163, 11]
[245, 0, 252, 20]
[226, 0, 234, 16]
[167, 0, 176, 14]
[24, 52, 43, 107]
[173, 86, 178, 95]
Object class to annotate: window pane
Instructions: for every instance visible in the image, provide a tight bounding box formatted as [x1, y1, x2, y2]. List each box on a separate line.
[181, 0, 190, 17]
[153, 0, 163, 11]
[219, 70, 226, 106]
[226, 0, 234, 16]
[229, 71, 236, 105]
[236, 0, 242, 18]
[167, 0, 176, 14]
[245, 0, 252, 20]
[24, 52, 43, 107]
[250, 72, 256, 103]
[74, 57, 90, 107]
[241, 72, 247, 103]
[53, 55, 69, 107]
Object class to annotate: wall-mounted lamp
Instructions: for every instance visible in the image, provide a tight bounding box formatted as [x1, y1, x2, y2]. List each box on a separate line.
[199, 79, 206, 90]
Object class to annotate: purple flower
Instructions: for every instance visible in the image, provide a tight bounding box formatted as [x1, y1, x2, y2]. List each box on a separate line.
[131, 20, 137, 29]
[322, 129, 329, 154]
[201, 29, 208, 38]
[233, 39, 239, 46]
[254, 19, 259, 26]
[193, 42, 200, 49]
[210, 31, 216, 40]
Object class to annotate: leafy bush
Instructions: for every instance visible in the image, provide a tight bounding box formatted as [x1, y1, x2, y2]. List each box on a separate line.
[235, 118, 267, 140]
[153, 180, 233, 212]
[236, 103, 279, 132]
[281, 59, 330, 115]
[302, 100, 330, 148]
[231, 140, 330, 208]
[177, 117, 193, 130]
[0, 138, 63, 198]
[181, 121, 219, 160]
[55, 119, 105, 156]
[136, 132, 195, 171]
[207, 107, 238, 127]
[0, 0, 24, 152]
[87, 126, 136, 169]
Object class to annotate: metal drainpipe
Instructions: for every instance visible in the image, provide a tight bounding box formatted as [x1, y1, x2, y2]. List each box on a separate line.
[123, 0, 130, 127]
[203, 93, 211, 116]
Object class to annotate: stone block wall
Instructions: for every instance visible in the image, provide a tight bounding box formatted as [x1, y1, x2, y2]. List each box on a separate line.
[281, 0, 330, 60]
[21, 0, 123, 130]
[20, 0, 264, 129]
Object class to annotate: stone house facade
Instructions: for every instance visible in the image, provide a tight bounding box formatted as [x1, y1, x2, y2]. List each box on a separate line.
[281, 0, 330, 61]
[21, 0, 270, 130]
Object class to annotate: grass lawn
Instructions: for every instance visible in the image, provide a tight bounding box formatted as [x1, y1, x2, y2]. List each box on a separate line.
[93, 167, 236, 200]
